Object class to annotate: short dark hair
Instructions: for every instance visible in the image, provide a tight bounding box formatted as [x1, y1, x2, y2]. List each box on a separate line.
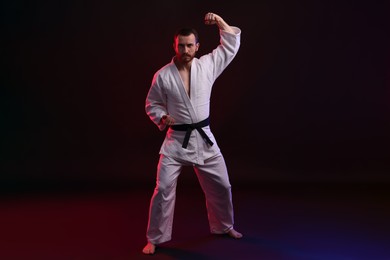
[174, 28, 199, 43]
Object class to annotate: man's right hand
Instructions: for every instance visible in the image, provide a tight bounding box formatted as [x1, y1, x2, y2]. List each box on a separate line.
[161, 115, 175, 126]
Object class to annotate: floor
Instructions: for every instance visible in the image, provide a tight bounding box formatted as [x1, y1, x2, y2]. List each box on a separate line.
[1, 179, 389, 260]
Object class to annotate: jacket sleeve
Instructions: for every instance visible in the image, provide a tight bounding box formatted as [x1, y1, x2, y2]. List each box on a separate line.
[145, 72, 167, 131]
[204, 26, 241, 81]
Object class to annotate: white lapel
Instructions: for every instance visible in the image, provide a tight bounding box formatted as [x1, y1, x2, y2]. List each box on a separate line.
[172, 62, 198, 123]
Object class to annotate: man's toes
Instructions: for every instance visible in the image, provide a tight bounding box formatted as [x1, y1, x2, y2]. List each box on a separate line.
[142, 245, 155, 254]
[228, 229, 243, 239]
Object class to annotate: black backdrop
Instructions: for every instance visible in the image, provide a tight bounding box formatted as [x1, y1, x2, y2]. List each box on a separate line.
[2, 1, 389, 190]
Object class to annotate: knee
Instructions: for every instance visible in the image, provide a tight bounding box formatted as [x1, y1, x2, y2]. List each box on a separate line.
[214, 182, 231, 196]
[220, 180, 232, 191]
[223, 184, 232, 193]
[154, 182, 176, 198]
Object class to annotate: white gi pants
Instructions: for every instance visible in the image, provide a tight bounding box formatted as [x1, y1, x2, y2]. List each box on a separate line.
[145, 153, 235, 245]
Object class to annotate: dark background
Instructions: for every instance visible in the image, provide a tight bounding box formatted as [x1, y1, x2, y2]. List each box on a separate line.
[2, 0, 389, 192]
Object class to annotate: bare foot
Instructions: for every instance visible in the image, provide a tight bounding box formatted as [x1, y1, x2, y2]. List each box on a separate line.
[227, 229, 243, 239]
[142, 242, 156, 255]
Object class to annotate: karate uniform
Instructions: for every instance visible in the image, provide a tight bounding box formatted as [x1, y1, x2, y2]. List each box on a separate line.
[145, 26, 241, 245]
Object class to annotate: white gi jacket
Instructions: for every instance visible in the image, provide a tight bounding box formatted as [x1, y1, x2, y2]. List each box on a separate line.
[145, 27, 241, 165]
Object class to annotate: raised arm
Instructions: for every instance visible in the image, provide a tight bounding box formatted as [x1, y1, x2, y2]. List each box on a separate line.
[204, 12, 235, 34]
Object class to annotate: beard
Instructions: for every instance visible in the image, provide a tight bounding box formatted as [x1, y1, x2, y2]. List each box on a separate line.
[180, 54, 194, 63]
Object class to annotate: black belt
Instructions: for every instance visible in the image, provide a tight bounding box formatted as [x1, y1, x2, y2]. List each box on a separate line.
[170, 117, 214, 149]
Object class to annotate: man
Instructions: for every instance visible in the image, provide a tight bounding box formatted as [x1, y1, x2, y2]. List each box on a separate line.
[143, 12, 242, 255]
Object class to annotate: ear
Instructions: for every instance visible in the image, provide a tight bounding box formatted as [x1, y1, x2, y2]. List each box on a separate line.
[195, 42, 200, 51]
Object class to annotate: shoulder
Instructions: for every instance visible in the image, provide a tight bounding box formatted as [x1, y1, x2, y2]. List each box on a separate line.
[151, 62, 176, 86]
[154, 62, 175, 78]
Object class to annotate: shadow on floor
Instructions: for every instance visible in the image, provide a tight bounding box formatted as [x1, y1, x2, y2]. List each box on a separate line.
[1, 181, 389, 260]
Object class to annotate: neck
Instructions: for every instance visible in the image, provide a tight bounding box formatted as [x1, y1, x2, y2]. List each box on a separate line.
[174, 57, 191, 70]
